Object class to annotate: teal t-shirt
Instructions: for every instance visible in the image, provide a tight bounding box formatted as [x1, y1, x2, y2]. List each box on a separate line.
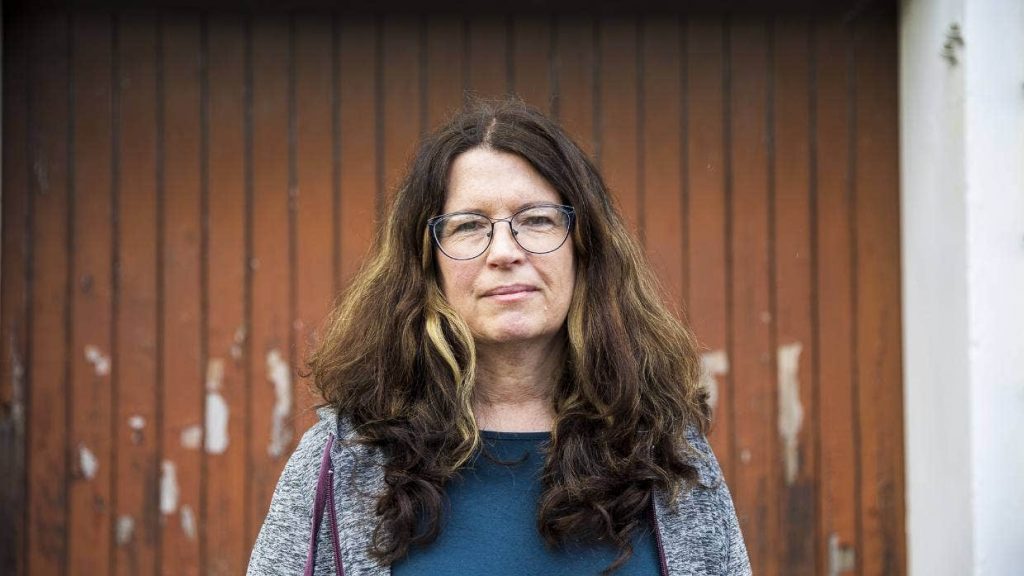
[391, 430, 662, 576]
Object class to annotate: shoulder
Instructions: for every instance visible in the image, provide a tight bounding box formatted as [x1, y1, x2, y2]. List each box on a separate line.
[654, 427, 752, 575]
[247, 410, 337, 574]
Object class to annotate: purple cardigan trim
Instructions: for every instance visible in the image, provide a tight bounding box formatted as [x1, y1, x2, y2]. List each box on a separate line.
[304, 433, 337, 576]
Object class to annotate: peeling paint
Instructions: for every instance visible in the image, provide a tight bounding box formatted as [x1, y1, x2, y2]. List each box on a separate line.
[180, 505, 197, 540]
[116, 515, 135, 545]
[267, 349, 293, 458]
[828, 533, 856, 575]
[700, 350, 729, 412]
[180, 425, 202, 450]
[205, 358, 229, 454]
[128, 415, 146, 445]
[160, 460, 179, 515]
[231, 325, 247, 361]
[777, 342, 805, 485]
[84, 345, 111, 376]
[78, 444, 99, 480]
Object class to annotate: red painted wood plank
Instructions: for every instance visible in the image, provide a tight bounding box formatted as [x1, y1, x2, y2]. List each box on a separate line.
[814, 17, 858, 576]
[597, 16, 639, 234]
[204, 15, 249, 575]
[293, 14, 335, 432]
[159, 14, 203, 575]
[114, 13, 160, 575]
[337, 18, 378, 289]
[554, 16, 595, 157]
[247, 17, 294, 549]
[1, 12, 31, 576]
[27, 12, 71, 575]
[511, 15, 552, 113]
[466, 15, 508, 100]
[68, 13, 115, 575]
[641, 17, 685, 311]
[728, 17, 779, 576]
[425, 15, 465, 130]
[381, 16, 421, 207]
[771, 16, 817, 575]
[853, 16, 905, 576]
[684, 17, 733, 481]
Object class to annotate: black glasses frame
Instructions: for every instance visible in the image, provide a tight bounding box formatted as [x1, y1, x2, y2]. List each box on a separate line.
[427, 204, 575, 260]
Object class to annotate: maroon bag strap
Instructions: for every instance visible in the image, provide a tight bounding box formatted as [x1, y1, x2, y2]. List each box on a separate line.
[305, 433, 337, 576]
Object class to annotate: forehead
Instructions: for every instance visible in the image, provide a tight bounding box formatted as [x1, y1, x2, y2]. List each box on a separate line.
[444, 148, 560, 214]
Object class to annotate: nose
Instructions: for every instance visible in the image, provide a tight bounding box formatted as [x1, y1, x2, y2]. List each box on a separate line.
[484, 220, 525, 265]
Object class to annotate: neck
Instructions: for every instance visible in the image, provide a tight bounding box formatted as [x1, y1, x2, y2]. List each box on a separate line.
[472, 336, 564, 433]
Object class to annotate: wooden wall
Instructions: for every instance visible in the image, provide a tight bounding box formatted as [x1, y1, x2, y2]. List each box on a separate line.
[0, 7, 904, 575]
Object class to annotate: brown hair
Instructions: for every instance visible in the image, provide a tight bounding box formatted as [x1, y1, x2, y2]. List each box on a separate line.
[307, 98, 709, 573]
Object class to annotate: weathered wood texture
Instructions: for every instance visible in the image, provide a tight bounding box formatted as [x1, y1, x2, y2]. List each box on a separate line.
[1, 8, 903, 575]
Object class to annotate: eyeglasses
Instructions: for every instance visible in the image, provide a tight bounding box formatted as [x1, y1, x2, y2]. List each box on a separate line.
[427, 204, 575, 260]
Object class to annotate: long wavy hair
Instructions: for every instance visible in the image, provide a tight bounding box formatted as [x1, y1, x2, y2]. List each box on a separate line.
[307, 98, 710, 573]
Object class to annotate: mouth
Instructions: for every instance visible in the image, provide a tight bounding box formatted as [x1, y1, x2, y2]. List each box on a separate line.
[482, 284, 539, 298]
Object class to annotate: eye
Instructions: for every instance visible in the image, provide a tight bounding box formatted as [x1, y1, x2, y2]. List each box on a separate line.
[515, 207, 563, 230]
[442, 215, 489, 237]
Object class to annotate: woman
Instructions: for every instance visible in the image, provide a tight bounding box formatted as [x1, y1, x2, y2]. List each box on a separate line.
[248, 99, 750, 575]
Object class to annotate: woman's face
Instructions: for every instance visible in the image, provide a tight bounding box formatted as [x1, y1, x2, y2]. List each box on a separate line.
[437, 148, 575, 346]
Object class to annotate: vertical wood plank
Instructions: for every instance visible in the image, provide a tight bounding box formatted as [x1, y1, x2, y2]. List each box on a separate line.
[205, 15, 248, 576]
[854, 15, 905, 576]
[728, 18, 779, 576]
[27, 11, 71, 575]
[425, 15, 465, 130]
[814, 18, 859, 576]
[159, 14, 203, 576]
[771, 16, 817, 575]
[641, 17, 685, 312]
[114, 13, 160, 575]
[381, 16, 421, 207]
[337, 18, 378, 288]
[554, 16, 595, 157]
[1, 10, 31, 576]
[684, 17, 733, 481]
[294, 13, 335, 432]
[466, 15, 508, 100]
[247, 16, 293, 549]
[597, 16, 639, 233]
[511, 15, 552, 113]
[68, 12, 114, 576]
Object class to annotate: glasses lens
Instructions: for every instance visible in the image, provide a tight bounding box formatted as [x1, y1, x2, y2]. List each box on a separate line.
[434, 213, 492, 259]
[510, 206, 571, 254]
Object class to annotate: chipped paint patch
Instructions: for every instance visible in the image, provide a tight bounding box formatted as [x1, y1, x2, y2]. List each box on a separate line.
[740, 449, 752, 464]
[180, 505, 197, 540]
[700, 350, 729, 412]
[160, 460, 179, 515]
[116, 515, 135, 545]
[231, 325, 247, 361]
[128, 415, 146, 445]
[180, 425, 202, 450]
[777, 342, 805, 485]
[78, 444, 99, 480]
[828, 533, 856, 575]
[205, 358, 229, 454]
[267, 349, 293, 458]
[84, 345, 111, 376]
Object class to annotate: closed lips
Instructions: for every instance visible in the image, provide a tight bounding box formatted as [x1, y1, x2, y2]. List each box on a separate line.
[482, 285, 537, 296]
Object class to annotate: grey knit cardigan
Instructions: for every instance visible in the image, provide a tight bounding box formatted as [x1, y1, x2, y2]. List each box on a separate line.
[247, 407, 752, 576]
